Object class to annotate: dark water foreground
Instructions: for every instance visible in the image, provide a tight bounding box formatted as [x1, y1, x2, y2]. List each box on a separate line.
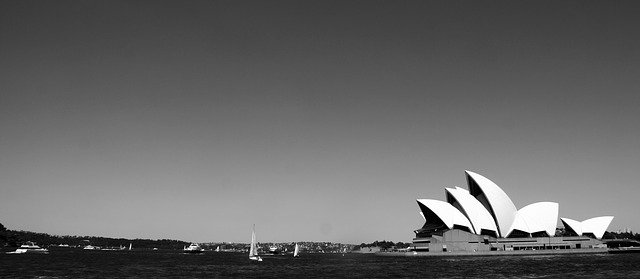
[2, 248, 640, 278]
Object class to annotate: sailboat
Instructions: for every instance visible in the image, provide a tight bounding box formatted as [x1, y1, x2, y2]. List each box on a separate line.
[249, 224, 263, 261]
[293, 243, 300, 257]
[215, 246, 220, 252]
[129, 243, 132, 250]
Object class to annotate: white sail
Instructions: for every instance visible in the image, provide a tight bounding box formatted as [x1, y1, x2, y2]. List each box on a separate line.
[293, 243, 299, 257]
[249, 229, 257, 257]
[215, 246, 220, 252]
[249, 224, 262, 261]
[129, 243, 132, 250]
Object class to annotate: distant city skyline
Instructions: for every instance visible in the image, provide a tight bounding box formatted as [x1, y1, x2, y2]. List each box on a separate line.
[1, 1, 639, 244]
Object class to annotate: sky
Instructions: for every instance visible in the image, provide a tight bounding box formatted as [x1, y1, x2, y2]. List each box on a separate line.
[1, 0, 639, 244]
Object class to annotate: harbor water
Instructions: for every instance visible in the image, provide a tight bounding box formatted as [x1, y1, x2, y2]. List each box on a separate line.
[2, 248, 640, 278]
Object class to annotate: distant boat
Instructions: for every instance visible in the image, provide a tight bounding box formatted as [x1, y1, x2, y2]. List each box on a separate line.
[129, 243, 132, 250]
[6, 242, 49, 254]
[101, 246, 122, 251]
[293, 243, 300, 257]
[268, 246, 281, 254]
[83, 245, 100, 250]
[183, 243, 204, 254]
[215, 246, 220, 252]
[249, 224, 263, 261]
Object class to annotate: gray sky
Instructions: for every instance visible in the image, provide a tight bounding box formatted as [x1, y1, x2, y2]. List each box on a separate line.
[1, 0, 639, 244]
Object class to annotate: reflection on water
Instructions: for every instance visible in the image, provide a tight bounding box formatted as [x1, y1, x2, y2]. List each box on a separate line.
[1, 248, 640, 278]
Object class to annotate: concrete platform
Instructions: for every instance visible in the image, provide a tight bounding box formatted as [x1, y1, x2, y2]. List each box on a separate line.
[376, 248, 609, 257]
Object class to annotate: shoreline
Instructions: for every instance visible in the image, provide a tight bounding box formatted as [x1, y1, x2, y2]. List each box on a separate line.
[376, 248, 610, 257]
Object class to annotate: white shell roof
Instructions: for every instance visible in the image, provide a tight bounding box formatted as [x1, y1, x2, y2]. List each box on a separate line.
[508, 202, 559, 236]
[417, 199, 473, 232]
[446, 187, 498, 235]
[583, 216, 614, 239]
[560, 218, 583, 235]
[561, 216, 614, 239]
[415, 171, 614, 240]
[465, 170, 517, 237]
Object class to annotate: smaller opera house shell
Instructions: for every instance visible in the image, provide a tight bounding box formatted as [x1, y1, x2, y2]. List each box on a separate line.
[411, 171, 613, 254]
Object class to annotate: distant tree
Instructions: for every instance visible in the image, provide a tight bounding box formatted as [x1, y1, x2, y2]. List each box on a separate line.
[602, 231, 640, 242]
[0, 227, 189, 249]
[0, 222, 6, 246]
[356, 240, 408, 251]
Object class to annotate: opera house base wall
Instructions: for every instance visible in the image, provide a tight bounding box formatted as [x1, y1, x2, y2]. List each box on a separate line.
[406, 229, 607, 256]
[378, 248, 608, 257]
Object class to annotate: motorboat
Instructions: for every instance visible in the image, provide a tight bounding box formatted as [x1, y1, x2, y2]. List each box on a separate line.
[183, 243, 204, 253]
[268, 246, 281, 254]
[6, 242, 49, 254]
[83, 245, 101, 250]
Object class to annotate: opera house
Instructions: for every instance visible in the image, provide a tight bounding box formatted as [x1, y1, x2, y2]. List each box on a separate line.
[411, 171, 614, 254]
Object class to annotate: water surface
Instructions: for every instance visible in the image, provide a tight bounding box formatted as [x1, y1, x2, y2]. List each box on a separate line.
[2, 248, 639, 278]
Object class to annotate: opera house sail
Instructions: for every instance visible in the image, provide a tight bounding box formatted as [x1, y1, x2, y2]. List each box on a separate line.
[465, 171, 517, 238]
[560, 216, 614, 240]
[446, 186, 498, 237]
[411, 171, 614, 254]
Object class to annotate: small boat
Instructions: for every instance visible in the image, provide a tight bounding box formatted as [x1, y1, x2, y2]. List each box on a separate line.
[183, 243, 204, 253]
[215, 246, 220, 252]
[6, 242, 49, 254]
[293, 243, 300, 257]
[129, 243, 132, 250]
[268, 246, 280, 254]
[83, 245, 101, 250]
[101, 247, 121, 251]
[249, 224, 263, 261]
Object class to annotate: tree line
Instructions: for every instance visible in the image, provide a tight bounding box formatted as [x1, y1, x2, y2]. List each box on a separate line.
[0, 222, 188, 249]
[4, 221, 638, 249]
[356, 240, 410, 250]
[602, 230, 640, 241]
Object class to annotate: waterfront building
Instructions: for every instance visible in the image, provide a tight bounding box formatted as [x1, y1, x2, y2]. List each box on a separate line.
[411, 171, 613, 254]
